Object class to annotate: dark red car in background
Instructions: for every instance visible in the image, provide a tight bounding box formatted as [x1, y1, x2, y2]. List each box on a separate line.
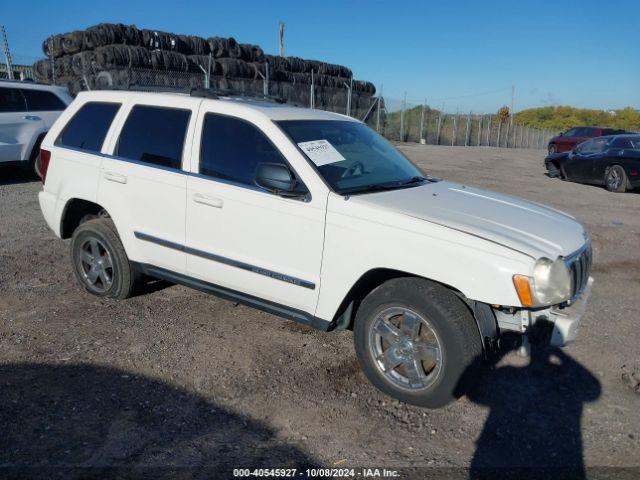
[547, 126, 628, 154]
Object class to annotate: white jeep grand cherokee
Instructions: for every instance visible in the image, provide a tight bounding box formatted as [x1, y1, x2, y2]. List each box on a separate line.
[38, 89, 593, 408]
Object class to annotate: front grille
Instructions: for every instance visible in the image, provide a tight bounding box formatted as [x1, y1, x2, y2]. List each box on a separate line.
[565, 243, 592, 300]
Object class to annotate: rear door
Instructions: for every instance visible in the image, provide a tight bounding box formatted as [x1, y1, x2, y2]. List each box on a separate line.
[20, 88, 68, 130]
[98, 98, 198, 274]
[0, 86, 43, 162]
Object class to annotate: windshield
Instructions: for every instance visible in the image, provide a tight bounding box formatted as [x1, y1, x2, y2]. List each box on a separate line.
[277, 120, 427, 194]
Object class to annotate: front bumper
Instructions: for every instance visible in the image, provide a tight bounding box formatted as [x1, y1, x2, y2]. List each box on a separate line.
[493, 277, 594, 347]
[548, 277, 593, 346]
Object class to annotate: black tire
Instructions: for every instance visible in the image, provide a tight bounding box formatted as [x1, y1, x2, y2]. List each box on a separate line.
[70, 218, 137, 299]
[353, 277, 483, 408]
[604, 165, 627, 193]
[546, 161, 560, 178]
[548, 144, 556, 155]
[25, 135, 45, 178]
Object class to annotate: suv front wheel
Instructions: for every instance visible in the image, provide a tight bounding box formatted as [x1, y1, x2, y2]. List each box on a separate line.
[353, 277, 483, 408]
[70, 218, 137, 299]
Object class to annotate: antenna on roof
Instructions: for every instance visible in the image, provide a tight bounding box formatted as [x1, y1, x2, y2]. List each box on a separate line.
[278, 21, 285, 57]
[1, 25, 15, 80]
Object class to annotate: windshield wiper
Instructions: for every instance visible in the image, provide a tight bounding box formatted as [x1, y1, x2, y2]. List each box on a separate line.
[339, 176, 429, 195]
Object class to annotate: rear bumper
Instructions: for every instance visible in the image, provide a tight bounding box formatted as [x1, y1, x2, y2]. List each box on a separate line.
[38, 190, 61, 237]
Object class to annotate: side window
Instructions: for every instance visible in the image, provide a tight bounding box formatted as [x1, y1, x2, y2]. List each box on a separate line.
[611, 138, 631, 149]
[575, 140, 593, 154]
[116, 105, 190, 169]
[21, 89, 66, 111]
[0, 87, 26, 112]
[56, 102, 121, 153]
[200, 113, 286, 186]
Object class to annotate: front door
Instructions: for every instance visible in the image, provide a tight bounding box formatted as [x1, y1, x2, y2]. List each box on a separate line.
[563, 139, 593, 180]
[185, 112, 326, 314]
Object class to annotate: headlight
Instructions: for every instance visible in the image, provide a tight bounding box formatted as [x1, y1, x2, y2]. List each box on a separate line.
[513, 257, 571, 307]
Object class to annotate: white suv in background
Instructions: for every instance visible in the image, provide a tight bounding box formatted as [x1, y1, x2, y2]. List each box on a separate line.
[38, 89, 593, 408]
[0, 80, 72, 175]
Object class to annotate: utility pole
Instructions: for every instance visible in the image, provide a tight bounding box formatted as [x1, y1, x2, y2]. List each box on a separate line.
[310, 69, 315, 109]
[465, 112, 471, 146]
[376, 84, 383, 133]
[452, 109, 458, 146]
[399, 91, 406, 142]
[278, 22, 285, 57]
[510, 85, 515, 117]
[436, 103, 444, 145]
[419, 99, 426, 144]
[1, 25, 14, 80]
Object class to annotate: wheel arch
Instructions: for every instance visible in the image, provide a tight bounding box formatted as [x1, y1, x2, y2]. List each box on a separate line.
[60, 198, 111, 239]
[28, 131, 47, 159]
[331, 268, 494, 352]
[21, 128, 48, 162]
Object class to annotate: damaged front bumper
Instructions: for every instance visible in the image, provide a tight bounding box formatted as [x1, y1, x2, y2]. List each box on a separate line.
[493, 277, 594, 348]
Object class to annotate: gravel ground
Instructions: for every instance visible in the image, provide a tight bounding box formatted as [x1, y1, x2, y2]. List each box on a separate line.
[1, 145, 639, 479]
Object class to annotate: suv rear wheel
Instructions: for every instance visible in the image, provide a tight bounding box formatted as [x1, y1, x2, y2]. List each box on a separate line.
[353, 277, 482, 408]
[70, 218, 137, 299]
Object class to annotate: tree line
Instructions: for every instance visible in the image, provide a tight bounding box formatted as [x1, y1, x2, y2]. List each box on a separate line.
[514, 106, 640, 133]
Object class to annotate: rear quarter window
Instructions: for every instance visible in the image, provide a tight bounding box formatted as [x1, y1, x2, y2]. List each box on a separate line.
[115, 105, 191, 170]
[21, 89, 66, 111]
[55, 102, 121, 153]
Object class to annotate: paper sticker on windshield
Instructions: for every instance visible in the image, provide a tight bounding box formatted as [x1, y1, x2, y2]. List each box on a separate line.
[297, 139, 345, 166]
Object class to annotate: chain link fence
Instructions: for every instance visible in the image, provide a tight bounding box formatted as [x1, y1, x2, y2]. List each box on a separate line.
[1, 53, 38, 80]
[380, 96, 552, 150]
[9, 50, 550, 149]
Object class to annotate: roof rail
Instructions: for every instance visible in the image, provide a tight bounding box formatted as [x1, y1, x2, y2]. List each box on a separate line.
[111, 83, 192, 94]
[189, 87, 286, 104]
[98, 83, 287, 104]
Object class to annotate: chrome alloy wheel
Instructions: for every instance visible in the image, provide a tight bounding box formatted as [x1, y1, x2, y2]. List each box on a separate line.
[368, 306, 443, 391]
[607, 168, 621, 191]
[78, 238, 114, 293]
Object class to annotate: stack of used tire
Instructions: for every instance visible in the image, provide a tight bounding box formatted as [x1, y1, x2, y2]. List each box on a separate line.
[33, 23, 380, 122]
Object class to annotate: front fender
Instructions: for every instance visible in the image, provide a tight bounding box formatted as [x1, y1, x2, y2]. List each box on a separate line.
[314, 198, 533, 321]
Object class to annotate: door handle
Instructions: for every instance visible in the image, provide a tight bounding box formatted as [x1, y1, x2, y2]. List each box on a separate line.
[193, 193, 223, 208]
[23, 115, 41, 121]
[103, 171, 127, 184]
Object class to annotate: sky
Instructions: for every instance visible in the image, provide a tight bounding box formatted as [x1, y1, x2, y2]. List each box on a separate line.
[3, 0, 639, 113]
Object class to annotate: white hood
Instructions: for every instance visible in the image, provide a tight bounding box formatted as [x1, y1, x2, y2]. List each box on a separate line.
[349, 181, 587, 259]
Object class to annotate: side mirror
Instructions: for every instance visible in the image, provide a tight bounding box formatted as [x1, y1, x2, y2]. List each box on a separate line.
[254, 162, 307, 198]
[558, 132, 564, 137]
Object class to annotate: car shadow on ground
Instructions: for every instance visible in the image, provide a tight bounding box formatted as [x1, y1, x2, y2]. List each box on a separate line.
[0, 363, 320, 479]
[0, 165, 38, 186]
[462, 336, 602, 480]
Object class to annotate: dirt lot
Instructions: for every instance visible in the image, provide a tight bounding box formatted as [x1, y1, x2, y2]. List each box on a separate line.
[1, 145, 639, 479]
